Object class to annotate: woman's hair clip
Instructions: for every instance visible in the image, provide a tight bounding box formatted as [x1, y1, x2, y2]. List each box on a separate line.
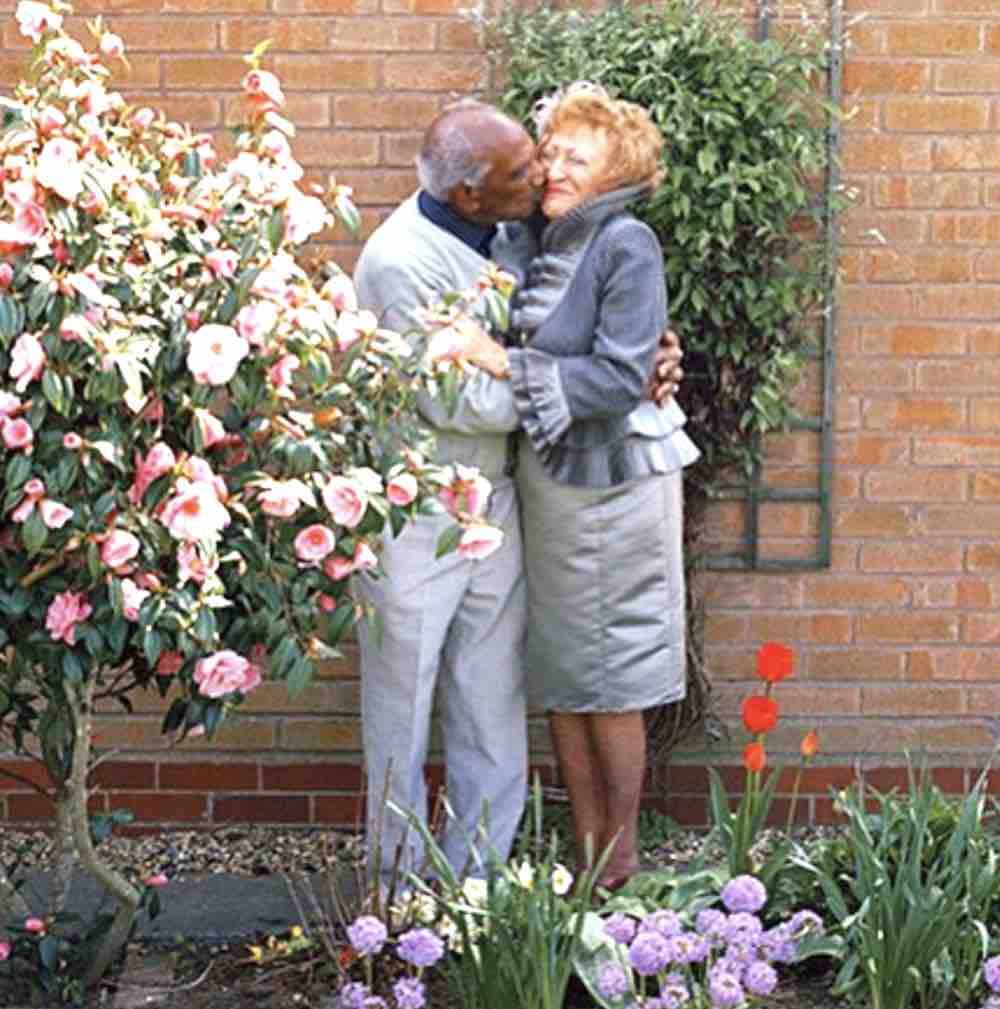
[530, 80, 609, 137]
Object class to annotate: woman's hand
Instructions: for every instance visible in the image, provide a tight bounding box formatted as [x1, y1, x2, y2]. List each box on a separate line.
[458, 317, 511, 379]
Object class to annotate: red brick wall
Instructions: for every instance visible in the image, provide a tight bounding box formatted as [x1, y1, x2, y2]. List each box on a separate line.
[2, 0, 999, 830]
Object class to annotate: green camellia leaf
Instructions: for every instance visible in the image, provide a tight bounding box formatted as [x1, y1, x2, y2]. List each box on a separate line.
[20, 507, 48, 556]
[435, 523, 463, 559]
[41, 368, 65, 414]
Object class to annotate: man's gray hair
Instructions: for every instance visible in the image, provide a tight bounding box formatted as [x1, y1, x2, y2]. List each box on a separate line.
[416, 100, 495, 201]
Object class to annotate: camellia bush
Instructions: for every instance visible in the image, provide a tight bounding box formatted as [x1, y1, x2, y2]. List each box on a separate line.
[0, 0, 502, 992]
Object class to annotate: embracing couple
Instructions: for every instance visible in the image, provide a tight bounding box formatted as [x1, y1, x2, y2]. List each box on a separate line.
[352, 86, 699, 892]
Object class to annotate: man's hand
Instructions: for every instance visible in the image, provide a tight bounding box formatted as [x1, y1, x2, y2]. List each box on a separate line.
[648, 328, 684, 407]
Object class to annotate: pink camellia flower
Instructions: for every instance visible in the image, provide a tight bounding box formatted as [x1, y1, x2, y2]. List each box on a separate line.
[38, 499, 73, 529]
[23, 917, 45, 934]
[131, 107, 154, 131]
[234, 300, 279, 347]
[99, 32, 124, 59]
[36, 137, 83, 203]
[0, 392, 21, 416]
[439, 465, 491, 520]
[193, 650, 258, 699]
[15, 0, 61, 41]
[205, 248, 238, 279]
[37, 105, 66, 133]
[59, 315, 92, 342]
[284, 189, 328, 245]
[457, 523, 504, 561]
[192, 408, 227, 449]
[120, 578, 150, 621]
[144, 873, 168, 888]
[63, 432, 82, 449]
[45, 590, 92, 645]
[157, 651, 184, 677]
[176, 541, 217, 585]
[101, 529, 140, 569]
[162, 482, 231, 542]
[257, 478, 312, 518]
[186, 324, 249, 386]
[11, 479, 44, 524]
[322, 476, 367, 528]
[242, 69, 285, 109]
[128, 441, 176, 505]
[352, 539, 378, 572]
[268, 353, 299, 395]
[9, 332, 45, 392]
[334, 310, 377, 353]
[322, 554, 354, 582]
[0, 263, 12, 289]
[320, 272, 358, 312]
[2, 417, 34, 451]
[294, 524, 337, 566]
[386, 473, 418, 507]
[0, 940, 9, 961]
[0, 201, 47, 250]
[318, 593, 336, 613]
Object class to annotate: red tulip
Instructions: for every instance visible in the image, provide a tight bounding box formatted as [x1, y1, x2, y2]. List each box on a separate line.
[743, 741, 766, 773]
[801, 729, 820, 758]
[756, 641, 794, 683]
[742, 695, 779, 736]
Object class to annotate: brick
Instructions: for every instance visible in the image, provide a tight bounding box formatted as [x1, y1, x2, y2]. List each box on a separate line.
[968, 543, 1000, 570]
[860, 541, 963, 572]
[314, 794, 365, 824]
[835, 504, 916, 536]
[223, 93, 331, 127]
[845, 0, 929, 11]
[937, 0, 1000, 10]
[970, 326, 1000, 353]
[292, 130, 380, 167]
[865, 468, 968, 503]
[273, 54, 379, 90]
[437, 20, 481, 50]
[262, 762, 363, 790]
[0, 761, 53, 791]
[338, 168, 416, 204]
[702, 572, 803, 609]
[990, 25, 1000, 55]
[874, 175, 981, 210]
[215, 794, 311, 822]
[857, 612, 959, 642]
[885, 97, 990, 132]
[334, 94, 440, 129]
[109, 792, 208, 822]
[219, 17, 330, 50]
[839, 357, 912, 390]
[704, 613, 749, 644]
[975, 250, 1000, 282]
[862, 397, 964, 431]
[963, 614, 1000, 643]
[382, 0, 466, 12]
[864, 685, 965, 717]
[384, 131, 422, 167]
[914, 435, 1000, 466]
[104, 16, 219, 49]
[835, 434, 911, 466]
[934, 138, 1000, 173]
[917, 358, 1000, 389]
[843, 211, 928, 245]
[936, 63, 1000, 94]
[803, 576, 909, 608]
[155, 94, 222, 128]
[917, 285, 1000, 319]
[280, 717, 361, 750]
[273, 0, 375, 11]
[932, 213, 1000, 244]
[163, 54, 250, 89]
[383, 54, 486, 92]
[885, 21, 982, 56]
[746, 613, 851, 645]
[971, 398, 1000, 429]
[843, 61, 930, 96]
[331, 18, 436, 50]
[808, 647, 907, 681]
[840, 284, 918, 320]
[863, 324, 966, 355]
[90, 761, 156, 789]
[974, 473, 1000, 501]
[159, 761, 259, 790]
[162, 0, 268, 9]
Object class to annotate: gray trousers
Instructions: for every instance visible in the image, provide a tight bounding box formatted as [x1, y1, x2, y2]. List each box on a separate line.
[356, 479, 527, 880]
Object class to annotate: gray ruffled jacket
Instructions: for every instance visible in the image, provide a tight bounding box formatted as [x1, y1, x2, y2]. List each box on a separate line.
[505, 184, 700, 488]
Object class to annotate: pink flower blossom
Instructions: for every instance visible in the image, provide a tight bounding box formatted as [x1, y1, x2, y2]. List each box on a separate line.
[187, 324, 249, 386]
[234, 300, 279, 347]
[294, 524, 337, 565]
[0, 941, 9, 960]
[120, 577, 150, 621]
[23, 917, 45, 934]
[242, 69, 285, 109]
[192, 408, 227, 449]
[176, 541, 217, 584]
[335, 310, 377, 353]
[36, 137, 83, 203]
[15, 0, 61, 41]
[193, 650, 259, 699]
[322, 477, 367, 528]
[9, 332, 45, 392]
[63, 432, 82, 449]
[320, 272, 358, 312]
[2, 417, 33, 451]
[0, 392, 21, 416]
[268, 353, 299, 394]
[131, 107, 154, 131]
[0, 201, 46, 249]
[45, 590, 92, 645]
[257, 479, 312, 518]
[205, 248, 238, 279]
[144, 873, 168, 888]
[352, 540, 378, 572]
[128, 442, 177, 505]
[387, 473, 418, 507]
[101, 529, 140, 568]
[439, 465, 491, 520]
[37, 105, 66, 133]
[161, 482, 230, 542]
[284, 189, 328, 244]
[38, 499, 72, 529]
[99, 32, 124, 59]
[0, 264, 12, 289]
[322, 554, 355, 581]
[457, 524, 503, 561]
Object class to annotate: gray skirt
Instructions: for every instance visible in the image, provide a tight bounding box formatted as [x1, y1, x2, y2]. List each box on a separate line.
[516, 437, 687, 713]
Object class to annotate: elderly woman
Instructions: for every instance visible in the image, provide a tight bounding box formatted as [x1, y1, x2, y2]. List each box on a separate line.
[465, 90, 699, 888]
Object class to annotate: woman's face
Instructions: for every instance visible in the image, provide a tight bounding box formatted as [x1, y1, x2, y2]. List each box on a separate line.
[538, 125, 610, 219]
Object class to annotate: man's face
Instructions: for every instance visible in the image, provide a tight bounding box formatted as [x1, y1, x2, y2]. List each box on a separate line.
[471, 129, 542, 224]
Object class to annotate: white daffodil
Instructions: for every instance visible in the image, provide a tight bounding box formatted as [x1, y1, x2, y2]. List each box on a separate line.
[550, 863, 574, 896]
[514, 859, 535, 890]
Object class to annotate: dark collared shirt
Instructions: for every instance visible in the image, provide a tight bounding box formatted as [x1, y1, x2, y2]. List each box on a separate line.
[417, 191, 497, 258]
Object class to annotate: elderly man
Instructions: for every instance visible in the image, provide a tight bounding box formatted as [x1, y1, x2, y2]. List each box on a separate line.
[353, 100, 681, 881]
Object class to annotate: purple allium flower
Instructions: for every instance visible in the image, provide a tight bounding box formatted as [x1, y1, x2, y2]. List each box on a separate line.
[597, 962, 630, 999]
[744, 960, 779, 996]
[669, 930, 709, 965]
[639, 909, 683, 938]
[985, 957, 1000, 994]
[628, 930, 672, 976]
[721, 874, 767, 913]
[724, 911, 763, 945]
[696, 908, 727, 944]
[759, 925, 797, 963]
[363, 998, 388, 1009]
[708, 969, 745, 1009]
[339, 981, 371, 1009]
[392, 977, 426, 1009]
[397, 928, 445, 968]
[347, 915, 388, 956]
[604, 912, 638, 945]
[659, 970, 690, 1009]
[787, 909, 824, 940]
[981, 995, 1000, 1009]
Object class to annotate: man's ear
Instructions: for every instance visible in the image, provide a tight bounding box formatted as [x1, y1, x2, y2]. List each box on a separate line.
[448, 182, 480, 219]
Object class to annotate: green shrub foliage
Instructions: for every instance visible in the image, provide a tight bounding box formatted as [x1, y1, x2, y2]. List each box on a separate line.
[489, 0, 842, 496]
